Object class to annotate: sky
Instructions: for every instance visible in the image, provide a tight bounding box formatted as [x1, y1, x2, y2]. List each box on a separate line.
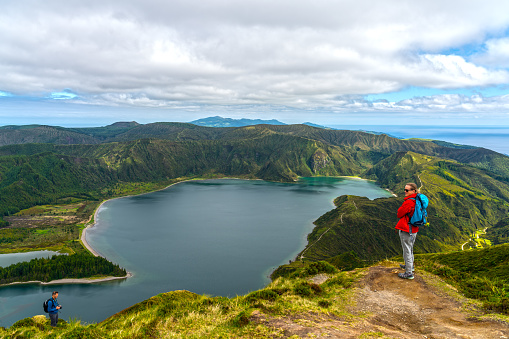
[1, 0, 509, 127]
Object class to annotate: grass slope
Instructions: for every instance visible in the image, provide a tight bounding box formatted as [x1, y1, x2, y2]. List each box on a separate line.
[3, 244, 509, 337]
[294, 151, 509, 263]
[1, 125, 509, 263]
[0, 135, 370, 217]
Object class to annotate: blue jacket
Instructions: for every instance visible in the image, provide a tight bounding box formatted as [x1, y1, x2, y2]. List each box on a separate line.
[48, 298, 59, 314]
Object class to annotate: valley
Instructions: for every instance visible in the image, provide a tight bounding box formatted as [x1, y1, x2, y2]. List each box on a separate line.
[1, 122, 509, 335]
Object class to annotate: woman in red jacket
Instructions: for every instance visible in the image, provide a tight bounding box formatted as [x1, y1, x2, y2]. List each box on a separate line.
[396, 182, 419, 279]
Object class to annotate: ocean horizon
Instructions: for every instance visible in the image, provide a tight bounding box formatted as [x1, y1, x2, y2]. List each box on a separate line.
[331, 125, 509, 156]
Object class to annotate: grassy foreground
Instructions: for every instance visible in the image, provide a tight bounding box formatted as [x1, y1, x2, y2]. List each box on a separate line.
[1, 262, 356, 338]
[4, 246, 509, 338]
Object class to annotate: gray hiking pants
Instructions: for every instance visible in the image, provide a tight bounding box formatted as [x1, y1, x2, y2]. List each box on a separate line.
[49, 313, 58, 327]
[399, 230, 417, 274]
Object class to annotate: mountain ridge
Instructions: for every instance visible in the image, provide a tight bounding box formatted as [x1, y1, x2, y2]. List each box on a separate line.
[2, 121, 509, 334]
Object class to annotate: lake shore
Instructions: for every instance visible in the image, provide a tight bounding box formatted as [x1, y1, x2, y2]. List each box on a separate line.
[81, 175, 393, 258]
[81, 177, 202, 257]
[81, 176, 261, 257]
[0, 272, 133, 287]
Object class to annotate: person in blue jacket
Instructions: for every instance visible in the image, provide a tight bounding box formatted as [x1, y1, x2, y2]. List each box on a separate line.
[48, 291, 62, 327]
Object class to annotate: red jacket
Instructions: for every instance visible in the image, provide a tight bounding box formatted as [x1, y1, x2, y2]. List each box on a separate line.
[395, 193, 418, 233]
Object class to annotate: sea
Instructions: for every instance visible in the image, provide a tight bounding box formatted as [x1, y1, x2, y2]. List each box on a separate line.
[330, 125, 509, 156]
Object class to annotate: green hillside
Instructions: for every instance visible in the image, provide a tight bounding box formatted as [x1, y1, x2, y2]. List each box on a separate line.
[294, 151, 509, 263]
[2, 122, 509, 335]
[2, 122, 508, 175]
[1, 123, 509, 258]
[0, 125, 100, 146]
[0, 135, 368, 218]
[3, 244, 509, 337]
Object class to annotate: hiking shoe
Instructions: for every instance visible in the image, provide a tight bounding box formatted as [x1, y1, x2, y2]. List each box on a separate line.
[398, 272, 414, 280]
[399, 264, 415, 272]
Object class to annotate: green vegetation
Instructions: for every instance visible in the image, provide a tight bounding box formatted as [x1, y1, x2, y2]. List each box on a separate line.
[2, 122, 509, 336]
[293, 151, 509, 264]
[0, 253, 126, 285]
[416, 243, 509, 313]
[2, 245, 509, 337]
[1, 123, 509, 282]
[0, 225, 80, 254]
[0, 261, 359, 338]
[271, 260, 340, 280]
[0, 200, 99, 254]
[487, 217, 509, 245]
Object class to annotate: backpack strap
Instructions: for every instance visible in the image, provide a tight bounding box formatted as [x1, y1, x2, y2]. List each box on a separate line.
[407, 197, 417, 238]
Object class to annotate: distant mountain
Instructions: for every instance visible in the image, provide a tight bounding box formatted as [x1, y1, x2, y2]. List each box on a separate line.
[71, 121, 140, 140]
[190, 116, 286, 127]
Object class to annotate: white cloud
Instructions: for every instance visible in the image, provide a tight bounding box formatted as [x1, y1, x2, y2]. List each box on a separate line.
[376, 93, 509, 112]
[417, 54, 509, 87]
[0, 0, 509, 116]
[475, 38, 509, 68]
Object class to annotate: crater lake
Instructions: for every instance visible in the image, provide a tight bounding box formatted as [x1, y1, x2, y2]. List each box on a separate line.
[0, 177, 392, 327]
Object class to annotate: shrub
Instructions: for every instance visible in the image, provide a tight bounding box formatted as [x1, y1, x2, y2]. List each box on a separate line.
[302, 261, 338, 276]
[245, 289, 280, 304]
[293, 282, 322, 297]
[231, 310, 250, 327]
[318, 299, 331, 308]
[324, 273, 355, 288]
[10, 318, 36, 329]
[272, 261, 339, 280]
[65, 326, 102, 339]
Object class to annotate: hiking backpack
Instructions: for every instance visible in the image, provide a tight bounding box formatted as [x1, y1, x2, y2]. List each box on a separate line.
[43, 298, 52, 313]
[409, 193, 429, 227]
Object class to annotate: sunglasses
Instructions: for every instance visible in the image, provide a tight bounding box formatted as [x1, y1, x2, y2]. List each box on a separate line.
[404, 189, 414, 192]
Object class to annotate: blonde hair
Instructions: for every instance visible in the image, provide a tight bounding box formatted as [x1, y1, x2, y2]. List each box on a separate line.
[406, 182, 419, 193]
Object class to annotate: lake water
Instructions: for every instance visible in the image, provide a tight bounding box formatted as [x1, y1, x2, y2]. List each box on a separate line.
[0, 177, 392, 327]
[0, 251, 62, 268]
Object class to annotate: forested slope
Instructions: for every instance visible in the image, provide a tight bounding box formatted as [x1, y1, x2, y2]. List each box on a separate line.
[297, 151, 509, 262]
[0, 135, 366, 217]
[1, 123, 509, 262]
[3, 122, 508, 177]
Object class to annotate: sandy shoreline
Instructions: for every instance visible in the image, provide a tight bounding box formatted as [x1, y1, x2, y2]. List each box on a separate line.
[81, 175, 392, 257]
[81, 176, 259, 257]
[0, 272, 133, 287]
[80, 178, 201, 258]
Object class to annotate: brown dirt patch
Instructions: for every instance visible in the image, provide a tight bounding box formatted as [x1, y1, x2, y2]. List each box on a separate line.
[3, 215, 83, 228]
[354, 265, 509, 338]
[250, 266, 509, 338]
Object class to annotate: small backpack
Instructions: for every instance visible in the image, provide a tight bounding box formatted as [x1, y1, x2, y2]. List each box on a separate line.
[43, 298, 52, 313]
[409, 193, 429, 227]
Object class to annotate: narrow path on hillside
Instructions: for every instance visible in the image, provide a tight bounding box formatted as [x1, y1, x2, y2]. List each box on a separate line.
[299, 212, 345, 260]
[462, 239, 470, 251]
[299, 199, 359, 260]
[462, 227, 489, 251]
[351, 265, 509, 338]
[252, 265, 509, 338]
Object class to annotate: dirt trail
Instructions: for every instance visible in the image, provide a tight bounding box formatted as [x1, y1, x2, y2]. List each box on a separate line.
[251, 266, 509, 338]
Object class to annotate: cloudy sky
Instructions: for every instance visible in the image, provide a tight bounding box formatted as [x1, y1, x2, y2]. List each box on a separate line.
[1, 0, 509, 127]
